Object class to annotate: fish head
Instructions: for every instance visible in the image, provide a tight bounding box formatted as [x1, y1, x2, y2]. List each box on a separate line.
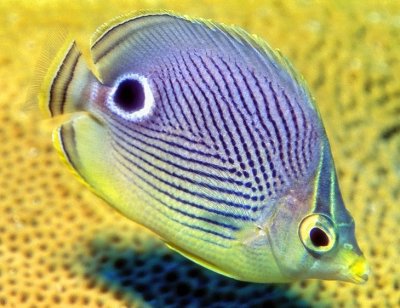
[296, 211, 369, 284]
[267, 143, 369, 284]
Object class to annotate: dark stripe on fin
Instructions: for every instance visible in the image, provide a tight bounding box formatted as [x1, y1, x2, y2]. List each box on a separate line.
[53, 119, 87, 183]
[49, 43, 80, 116]
[41, 40, 98, 118]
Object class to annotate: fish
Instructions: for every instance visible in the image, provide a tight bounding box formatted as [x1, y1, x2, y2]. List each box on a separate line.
[38, 11, 369, 283]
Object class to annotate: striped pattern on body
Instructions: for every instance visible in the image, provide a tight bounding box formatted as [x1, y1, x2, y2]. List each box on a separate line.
[103, 49, 321, 245]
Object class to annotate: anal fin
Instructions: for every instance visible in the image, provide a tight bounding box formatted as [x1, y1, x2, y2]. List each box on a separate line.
[52, 114, 111, 197]
[165, 242, 236, 279]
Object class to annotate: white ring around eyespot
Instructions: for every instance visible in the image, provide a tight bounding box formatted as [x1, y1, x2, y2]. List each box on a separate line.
[106, 73, 155, 121]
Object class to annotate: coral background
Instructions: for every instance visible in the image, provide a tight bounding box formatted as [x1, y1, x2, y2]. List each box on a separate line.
[0, 0, 399, 306]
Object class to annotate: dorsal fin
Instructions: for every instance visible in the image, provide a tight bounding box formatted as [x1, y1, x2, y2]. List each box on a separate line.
[89, 12, 316, 111]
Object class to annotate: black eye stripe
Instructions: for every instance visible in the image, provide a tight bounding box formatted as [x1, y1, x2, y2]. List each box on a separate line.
[114, 78, 145, 112]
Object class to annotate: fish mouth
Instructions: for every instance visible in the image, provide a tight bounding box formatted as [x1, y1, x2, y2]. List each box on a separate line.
[342, 255, 370, 284]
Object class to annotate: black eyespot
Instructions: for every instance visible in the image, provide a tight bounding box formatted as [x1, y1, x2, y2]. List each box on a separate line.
[114, 78, 145, 112]
[310, 227, 329, 247]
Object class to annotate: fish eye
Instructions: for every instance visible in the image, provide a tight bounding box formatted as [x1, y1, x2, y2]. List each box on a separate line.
[310, 227, 329, 247]
[106, 73, 154, 121]
[299, 214, 336, 255]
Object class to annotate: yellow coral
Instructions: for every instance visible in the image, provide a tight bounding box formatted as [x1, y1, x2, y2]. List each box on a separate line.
[0, 0, 399, 307]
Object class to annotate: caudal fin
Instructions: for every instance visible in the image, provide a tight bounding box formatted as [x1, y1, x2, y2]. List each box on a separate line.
[38, 37, 97, 117]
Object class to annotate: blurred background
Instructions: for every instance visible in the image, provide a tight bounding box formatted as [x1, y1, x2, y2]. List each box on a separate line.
[0, 0, 399, 307]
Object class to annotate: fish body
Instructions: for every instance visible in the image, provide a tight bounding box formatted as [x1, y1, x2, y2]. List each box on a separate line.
[39, 12, 369, 283]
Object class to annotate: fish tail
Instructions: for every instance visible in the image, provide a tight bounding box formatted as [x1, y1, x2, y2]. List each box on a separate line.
[38, 34, 97, 117]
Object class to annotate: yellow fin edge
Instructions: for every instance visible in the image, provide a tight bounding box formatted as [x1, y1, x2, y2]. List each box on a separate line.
[165, 242, 236, 280]
[91, 10, 182, 46]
